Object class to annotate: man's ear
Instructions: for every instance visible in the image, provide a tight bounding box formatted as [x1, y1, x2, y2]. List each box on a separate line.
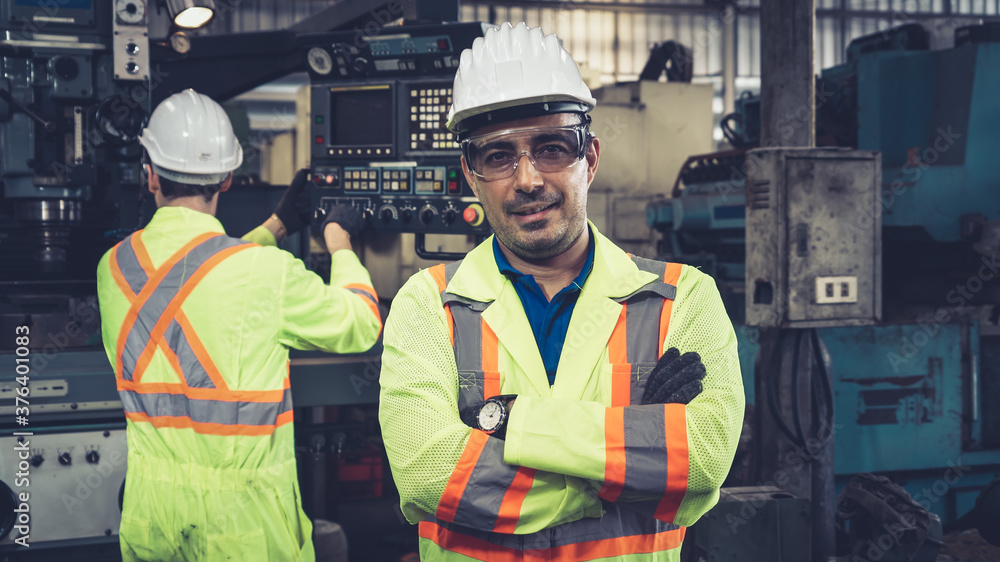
[146, 164, 159, 195]
[461, 155, 480, 199]
[586, 136, 601, 185]
[219, 172, 233, 193]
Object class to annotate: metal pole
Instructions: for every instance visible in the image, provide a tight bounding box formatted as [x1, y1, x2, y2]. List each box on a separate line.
[722, 4, 736, 116]
[759, 0, 814, 148]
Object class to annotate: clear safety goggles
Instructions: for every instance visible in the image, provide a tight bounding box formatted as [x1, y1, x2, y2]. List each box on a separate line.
[462, 124, 592, 182]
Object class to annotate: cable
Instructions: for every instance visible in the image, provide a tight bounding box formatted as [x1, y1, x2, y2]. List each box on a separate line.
[767, 328, 835, 450]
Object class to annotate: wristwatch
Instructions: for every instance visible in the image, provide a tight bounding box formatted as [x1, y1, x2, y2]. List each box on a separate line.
[476, 394, 517, 439]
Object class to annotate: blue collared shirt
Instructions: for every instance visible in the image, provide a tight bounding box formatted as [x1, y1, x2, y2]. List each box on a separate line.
[493, 232, 595, 385]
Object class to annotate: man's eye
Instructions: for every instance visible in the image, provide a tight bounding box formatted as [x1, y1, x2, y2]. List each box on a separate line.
[538, 144, 570, 154]
[484, 152, 513, 163]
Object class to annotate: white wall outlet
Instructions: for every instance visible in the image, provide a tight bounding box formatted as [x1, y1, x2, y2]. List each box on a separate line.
[815, 276, 858, 304]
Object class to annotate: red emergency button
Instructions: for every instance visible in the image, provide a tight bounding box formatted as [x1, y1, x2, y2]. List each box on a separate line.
[463, 204, 484, 227]
[315, 136, 324, 144]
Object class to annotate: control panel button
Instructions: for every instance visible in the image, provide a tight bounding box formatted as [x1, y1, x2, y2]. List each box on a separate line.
[86, 450, 100, 465]
[58, 452, 72, 466]
[463, 204, 485, 227]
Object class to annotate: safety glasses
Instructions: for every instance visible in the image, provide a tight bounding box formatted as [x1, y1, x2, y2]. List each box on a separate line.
[462, 124, 591, 182]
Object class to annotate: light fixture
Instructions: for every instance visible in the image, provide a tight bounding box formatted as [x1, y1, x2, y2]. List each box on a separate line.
[165, 0, 215, 29]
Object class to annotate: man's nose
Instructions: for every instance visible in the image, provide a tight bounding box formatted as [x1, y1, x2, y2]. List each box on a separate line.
[513, 152, 542, 193]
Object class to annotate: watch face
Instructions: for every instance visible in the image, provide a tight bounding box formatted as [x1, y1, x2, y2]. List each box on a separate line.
[478, 401, 504, 432]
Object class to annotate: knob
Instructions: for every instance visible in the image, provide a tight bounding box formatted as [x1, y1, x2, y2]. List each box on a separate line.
[419, 205, 436, 225]
[86, 450, 100, 465]
[58, 452, 71, 466]
[399, 207, 413, 222]
[30, 454, 44, 467]
[463, 203, 485, 227]
[361, 207, 374, 220]
[442, 207, 457, 225]
[352, 57, 369, 74]
[379, 205, 397, 223]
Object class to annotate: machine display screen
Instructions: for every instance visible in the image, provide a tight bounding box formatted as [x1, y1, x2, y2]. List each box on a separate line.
[329, 87, 393, 146]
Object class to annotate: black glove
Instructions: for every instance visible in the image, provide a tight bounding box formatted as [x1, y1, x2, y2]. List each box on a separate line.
[640, 348, 706, 405]
[321, 204, 364, 241]
[273, 168, 313, 235]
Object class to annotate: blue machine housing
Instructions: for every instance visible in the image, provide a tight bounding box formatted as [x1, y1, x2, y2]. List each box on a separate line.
[647, 27, 1000, 525]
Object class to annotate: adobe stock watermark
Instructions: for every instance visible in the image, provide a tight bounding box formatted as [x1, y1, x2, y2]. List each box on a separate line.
[24, 297, 101, 376]
[886, 253, 998, 372]
[61, 449, 127, 514]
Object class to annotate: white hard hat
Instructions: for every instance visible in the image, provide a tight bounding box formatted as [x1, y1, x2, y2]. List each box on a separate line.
[138, 89, 243, 185]
[446, 22, 597, 135]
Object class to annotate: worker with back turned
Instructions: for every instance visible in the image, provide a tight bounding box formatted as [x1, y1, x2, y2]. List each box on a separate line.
[97, 88, 381, 561]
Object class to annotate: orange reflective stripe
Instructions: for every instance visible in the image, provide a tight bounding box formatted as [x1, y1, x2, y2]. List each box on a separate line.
[109, 239, 191, 385]
[609, 307, 630, 407]
[115, 232, 219, 381]
[482, 321, 499, 398]
[174, 313, 230, 391]
[428, 265, 455, 347]
[599, 407, 626, 502]
[131, 232, 203, 383]
[547, 526, 686, 561]
[131, 231, 155, 275]
[125, 410, 293, 436]
[658, 263, 683, 359]
[419, 520, 521, 562]
[344, 282, 382, 330]
[115, 379, 285, 402]
[436, 430, 489, 523]
[655, 403, 690, 522]
[131, 243, 252, 382]
[492, 467, 536, 534]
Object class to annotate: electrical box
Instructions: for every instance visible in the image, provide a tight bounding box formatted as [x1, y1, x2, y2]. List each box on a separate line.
[745, 148, 882, 328]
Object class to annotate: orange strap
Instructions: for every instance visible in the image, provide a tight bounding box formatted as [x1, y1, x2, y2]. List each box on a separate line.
[608, 306, 630, 407]
[436, 430, 489, 523]
[492, 467, 537, 534]
[658, 263, 683, 358]
[598, 407, 627, 502]
[429, 264, 455, 347]
[112, 232, 219, 381]
[655, 403, 690, 522]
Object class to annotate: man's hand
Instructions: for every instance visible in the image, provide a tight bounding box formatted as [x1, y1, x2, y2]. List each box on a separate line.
[321, 204, 363, 254]
[272, 169, 314, 236]
[640, 348, 706, 405]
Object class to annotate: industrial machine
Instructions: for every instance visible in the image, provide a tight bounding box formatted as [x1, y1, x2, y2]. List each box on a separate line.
[0, 7, 489, 556]
[301, 21, 492, 262]
[649, 20, 1000, 554]
[0, 1, 148, 557]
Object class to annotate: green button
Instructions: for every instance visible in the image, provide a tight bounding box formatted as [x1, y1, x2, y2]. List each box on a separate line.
[315, 115, 324, 124]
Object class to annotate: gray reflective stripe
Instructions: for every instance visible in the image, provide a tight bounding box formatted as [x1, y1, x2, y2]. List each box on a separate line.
[452, 305, 486, 411]
[625, 295, 662, 365]
[631, 256, 667, 276]
[451, 438, 517, 531]
[347, 287, 378, 306]
[119, 387, 293, 427]
[622, 405, 669, 497]
[118, 234, 249, 382]
[442, 293, 489, 311]
[427, 503, 680, 551]
[115, 238, 148, 294]
[163, 319, 215, 388]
